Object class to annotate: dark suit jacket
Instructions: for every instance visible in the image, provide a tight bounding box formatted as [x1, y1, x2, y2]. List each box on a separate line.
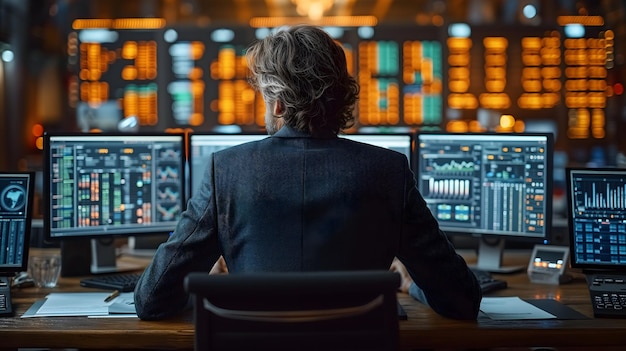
[134, 126, 481, 320]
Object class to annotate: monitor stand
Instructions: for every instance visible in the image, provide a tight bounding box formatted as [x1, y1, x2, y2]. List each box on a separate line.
[90, 238, 142, 274]
[470, 237, 526, 274]
[60, 238, 143, 276]
[123, 234, 169, 258]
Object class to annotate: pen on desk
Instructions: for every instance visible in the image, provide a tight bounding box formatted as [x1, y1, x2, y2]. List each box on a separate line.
[104, 290, 120, 303]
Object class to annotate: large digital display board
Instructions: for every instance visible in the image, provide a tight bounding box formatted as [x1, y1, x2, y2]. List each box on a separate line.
[67, 19, 616, 141]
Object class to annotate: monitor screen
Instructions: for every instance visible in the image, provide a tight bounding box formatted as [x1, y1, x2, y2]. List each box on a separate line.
[189, 133, 268, 196]
[416, 132, 553, 272]
[0, 172, 35, 274]
[189, 133, 414, 196]
[43, 133, 186, 273]
[340, 133, 414, 168]
[567, 167, 626, 271]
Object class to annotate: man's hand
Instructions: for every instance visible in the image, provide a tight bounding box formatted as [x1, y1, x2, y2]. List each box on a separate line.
[390, 258, 413, 293]
[209, 256, 229, 274]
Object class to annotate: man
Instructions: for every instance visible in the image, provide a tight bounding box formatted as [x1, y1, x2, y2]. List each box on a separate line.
[134, 25, 481, 321]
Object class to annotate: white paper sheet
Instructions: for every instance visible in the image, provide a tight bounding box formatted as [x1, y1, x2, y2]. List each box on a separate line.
[480, 296, 557, 320]
[21, 292, 137, 318]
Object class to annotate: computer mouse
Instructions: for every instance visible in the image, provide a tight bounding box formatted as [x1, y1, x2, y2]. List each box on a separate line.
[12, 271, 35, 288]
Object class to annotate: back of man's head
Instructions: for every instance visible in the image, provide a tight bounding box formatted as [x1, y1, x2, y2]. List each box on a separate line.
[246, 25, 359, 135]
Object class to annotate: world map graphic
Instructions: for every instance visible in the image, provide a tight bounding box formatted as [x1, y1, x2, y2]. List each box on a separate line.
[1, 184, 26, 211]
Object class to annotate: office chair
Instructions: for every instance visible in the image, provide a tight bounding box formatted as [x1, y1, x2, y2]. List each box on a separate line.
[184, 270, 401, 351]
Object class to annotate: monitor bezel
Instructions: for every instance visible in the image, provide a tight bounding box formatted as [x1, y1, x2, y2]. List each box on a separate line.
[416, 131, 554, 243]
[42, 131, 187, 242]
[0, 171, 35, 274]
[566, 167, 626, 271]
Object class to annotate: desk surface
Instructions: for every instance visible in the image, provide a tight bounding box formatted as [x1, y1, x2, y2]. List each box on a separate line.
[3, 250, 626, 350]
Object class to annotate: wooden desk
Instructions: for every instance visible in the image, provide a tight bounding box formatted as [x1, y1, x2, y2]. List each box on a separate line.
[3, 252, 626, 350]
[397, 274, 626, 350]
[1, 275, 194, 350]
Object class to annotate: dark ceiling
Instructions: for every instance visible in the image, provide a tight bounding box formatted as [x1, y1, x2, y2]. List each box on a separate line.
[1, 0, 624, 56]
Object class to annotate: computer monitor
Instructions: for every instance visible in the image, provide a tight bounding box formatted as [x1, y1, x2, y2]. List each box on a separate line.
[188, 133, 268, 196]
[188, 132, 415, 196]
[416, 132, 553, 273]
[0, 172, 35, 316]
[340, 133, 415, 169]
[566, 167, 626, 272]
[0, 172, 35, 272]
[43, 133, 186, 275]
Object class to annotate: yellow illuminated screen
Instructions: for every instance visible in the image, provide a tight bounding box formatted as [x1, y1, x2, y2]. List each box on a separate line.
[359, 39, 442, 126]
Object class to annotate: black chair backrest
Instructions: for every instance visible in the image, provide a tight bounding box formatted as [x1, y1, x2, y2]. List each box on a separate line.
[184, 270, 400, 351]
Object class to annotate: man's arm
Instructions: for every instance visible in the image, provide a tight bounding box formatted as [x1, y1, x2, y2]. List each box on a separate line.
[398, 170, 482, 320]
[134, 157, 222, 320]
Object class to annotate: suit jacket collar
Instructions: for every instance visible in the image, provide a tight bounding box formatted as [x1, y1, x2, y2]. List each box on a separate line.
[273, 125, 338, 139]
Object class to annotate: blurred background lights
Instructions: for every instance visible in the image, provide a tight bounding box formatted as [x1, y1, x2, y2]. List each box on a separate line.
[522, 4, 537, 19]
[564, 24, 585, 38]
[323, 26, 344, 39]
[211, 29, 235, 43]
[163, 29, 178, 43]
[357, 26, 374, 39]
[448, 23, 471, 37]
[1, 49, 14, 63]
[500, 114, 515, 129]
[255, 28, 271, 39]
[78, 29, 118, 43]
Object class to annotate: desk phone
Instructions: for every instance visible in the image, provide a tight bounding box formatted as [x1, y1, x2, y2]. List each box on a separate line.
[527, 245, 571, 285]
[0, 276, 12, 316]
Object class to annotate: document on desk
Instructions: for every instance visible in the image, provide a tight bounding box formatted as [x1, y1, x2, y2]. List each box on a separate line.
[21, 292, 137, 318]
[480, 297, 557, 320]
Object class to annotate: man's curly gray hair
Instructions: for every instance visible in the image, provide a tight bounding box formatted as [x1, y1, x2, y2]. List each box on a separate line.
[246, 25, 359, 135]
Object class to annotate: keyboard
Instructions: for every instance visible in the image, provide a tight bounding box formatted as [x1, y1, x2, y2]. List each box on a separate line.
[80, 273, 142, 292]
[471, 268, 507, 294]
[587, 274, 626, 318]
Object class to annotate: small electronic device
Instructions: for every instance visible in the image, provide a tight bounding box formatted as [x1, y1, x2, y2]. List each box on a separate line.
[527, 245, 570, 285]
[0, 172, 35, 317]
